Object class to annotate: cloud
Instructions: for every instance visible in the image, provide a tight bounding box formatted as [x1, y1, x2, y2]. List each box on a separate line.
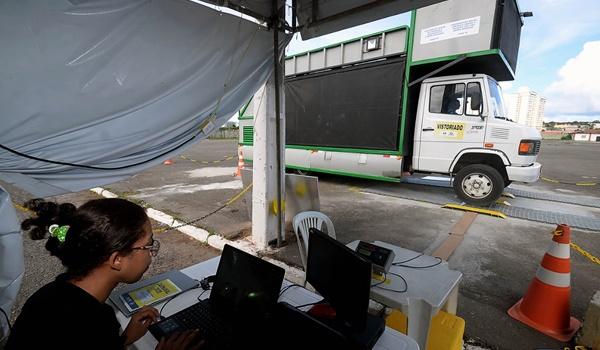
[521, 0, 600, 58]
[499, 81, 513, 91]
[544, 41, 600, 119]
[525, 22, 588, 58]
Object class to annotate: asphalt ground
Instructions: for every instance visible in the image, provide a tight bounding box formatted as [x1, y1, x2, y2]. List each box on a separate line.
[4, 139, 600, 350]
[531, 139, 600, 197]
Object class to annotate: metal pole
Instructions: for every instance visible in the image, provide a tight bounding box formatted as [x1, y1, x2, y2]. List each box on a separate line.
[273, 0, 284, 247]
[292, 0, 297, 31]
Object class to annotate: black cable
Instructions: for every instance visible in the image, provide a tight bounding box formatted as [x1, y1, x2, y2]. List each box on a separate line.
[197, 288, 210, 302]
[371, 272, 408, 293]
[0, 307, 11, 331]
[0, 132, 198, 170]
[386, 272, 408, 293]
[392, 254, 443, 269]
[294, 300, 324, 309]
[396, 258, 443, 269]
[392, 253, 424, 265]
[159, 283, 201, 318]
[279, 283, 302, 297]
[158, 295, 178, 318]
[371, 272, 387, 288]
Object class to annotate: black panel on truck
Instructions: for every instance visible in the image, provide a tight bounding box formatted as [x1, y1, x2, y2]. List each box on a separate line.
[285, 58, 405, 151]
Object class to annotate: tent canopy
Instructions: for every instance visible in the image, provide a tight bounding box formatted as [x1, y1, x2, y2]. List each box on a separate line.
[202, 0, 446, 39]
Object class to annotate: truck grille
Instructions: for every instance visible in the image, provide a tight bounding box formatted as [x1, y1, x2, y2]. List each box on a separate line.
[532, 140, 541, 155]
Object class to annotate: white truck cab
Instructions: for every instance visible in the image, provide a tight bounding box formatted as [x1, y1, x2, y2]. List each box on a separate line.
[414, 74, 542, 204]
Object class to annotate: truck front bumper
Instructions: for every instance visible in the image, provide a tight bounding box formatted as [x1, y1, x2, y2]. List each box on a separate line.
[506, 162, 542, 183]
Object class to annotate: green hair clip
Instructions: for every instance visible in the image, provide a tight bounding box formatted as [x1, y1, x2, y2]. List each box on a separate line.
[49, 224, 70, 243]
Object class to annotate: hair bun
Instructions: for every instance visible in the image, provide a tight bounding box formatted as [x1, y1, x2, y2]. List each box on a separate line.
[21, 199, 76, 241]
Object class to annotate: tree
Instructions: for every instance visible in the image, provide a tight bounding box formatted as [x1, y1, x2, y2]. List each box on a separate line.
[561, 134, 572, 140]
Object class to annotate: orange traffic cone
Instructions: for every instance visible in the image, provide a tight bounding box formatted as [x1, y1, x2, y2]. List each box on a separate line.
[508, 224, 581, 341]
[234, 146, 244, 177]
[163, 159, 173, 165]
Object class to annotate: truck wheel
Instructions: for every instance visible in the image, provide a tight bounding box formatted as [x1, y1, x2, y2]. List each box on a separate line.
[453, 164, 504, 206]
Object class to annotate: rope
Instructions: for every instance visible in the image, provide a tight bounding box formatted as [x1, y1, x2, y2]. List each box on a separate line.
[153, 183, 253, 234]
[553, 227, 600, 266]
[11, 183, 254, 235]
[179, 154, 235, 164]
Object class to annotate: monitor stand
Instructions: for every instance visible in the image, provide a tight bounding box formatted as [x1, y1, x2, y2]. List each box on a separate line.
[347, 313, 386, 350]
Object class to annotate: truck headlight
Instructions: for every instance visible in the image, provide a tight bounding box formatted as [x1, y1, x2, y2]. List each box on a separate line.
[519, 140, 541, 155]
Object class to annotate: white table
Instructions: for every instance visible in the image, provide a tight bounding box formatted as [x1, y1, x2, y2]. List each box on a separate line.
[347, 241, 462, 350]
[115, 256, 419, 350]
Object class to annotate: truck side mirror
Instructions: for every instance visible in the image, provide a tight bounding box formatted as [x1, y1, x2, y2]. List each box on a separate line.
[466, 82, 484, 120]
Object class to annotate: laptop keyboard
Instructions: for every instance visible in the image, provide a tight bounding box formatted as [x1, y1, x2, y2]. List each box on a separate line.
[149, 300, 230, 345]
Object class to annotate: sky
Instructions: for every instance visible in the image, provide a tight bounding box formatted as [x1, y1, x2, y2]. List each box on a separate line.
[285, 0, 600, 122]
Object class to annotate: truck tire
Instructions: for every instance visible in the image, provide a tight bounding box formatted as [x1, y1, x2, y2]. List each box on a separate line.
[453, 164, 504, 206]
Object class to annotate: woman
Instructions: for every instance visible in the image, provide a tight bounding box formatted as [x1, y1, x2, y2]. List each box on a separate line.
[6, 198, 203, 349]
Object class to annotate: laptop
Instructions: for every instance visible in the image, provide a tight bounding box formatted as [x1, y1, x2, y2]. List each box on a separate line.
[148, 244, 285, 349]
[305, 228, 385, 350]
[273, 302, 364, 350]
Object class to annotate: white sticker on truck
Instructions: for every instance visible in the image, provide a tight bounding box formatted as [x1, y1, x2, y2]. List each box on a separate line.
[421, 16, 481, 45]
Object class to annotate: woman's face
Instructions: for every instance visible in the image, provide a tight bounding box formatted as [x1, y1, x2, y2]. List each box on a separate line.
[121, 220, 155, 283]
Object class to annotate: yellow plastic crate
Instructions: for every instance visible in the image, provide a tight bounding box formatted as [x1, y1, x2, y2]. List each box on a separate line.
[386, 310, 465, 350]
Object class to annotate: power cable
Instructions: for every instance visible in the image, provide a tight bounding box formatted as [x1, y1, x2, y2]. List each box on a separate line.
[1, 307, 11, 331]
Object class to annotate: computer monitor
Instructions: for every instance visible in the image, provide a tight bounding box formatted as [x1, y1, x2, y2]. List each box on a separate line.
[306, 228, 372, 331]
[210, 244, 285, 323]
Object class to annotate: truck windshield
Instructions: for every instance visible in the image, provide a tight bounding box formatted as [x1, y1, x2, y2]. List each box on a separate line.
[487, 79, 509, 121]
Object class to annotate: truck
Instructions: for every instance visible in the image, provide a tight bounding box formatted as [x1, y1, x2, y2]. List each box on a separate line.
[239, 0, 541, 206]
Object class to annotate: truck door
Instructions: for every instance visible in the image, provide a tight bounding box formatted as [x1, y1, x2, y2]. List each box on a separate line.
[416, 80, 486, 172]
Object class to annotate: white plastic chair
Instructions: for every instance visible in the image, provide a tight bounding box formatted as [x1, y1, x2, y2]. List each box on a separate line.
[292, 211, 336, 274]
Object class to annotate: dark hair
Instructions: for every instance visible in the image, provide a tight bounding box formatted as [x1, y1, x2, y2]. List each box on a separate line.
[21, 198, 149, 279]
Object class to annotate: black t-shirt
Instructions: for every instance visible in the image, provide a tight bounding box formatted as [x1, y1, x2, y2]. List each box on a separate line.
[6, 276, 125, 350]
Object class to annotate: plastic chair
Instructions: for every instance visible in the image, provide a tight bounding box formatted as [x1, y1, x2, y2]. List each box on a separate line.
[292, 211, 336, 274]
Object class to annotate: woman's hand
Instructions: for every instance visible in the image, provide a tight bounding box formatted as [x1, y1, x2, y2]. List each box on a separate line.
[122, 306, 160, 345]
[156, 330, 205, 350]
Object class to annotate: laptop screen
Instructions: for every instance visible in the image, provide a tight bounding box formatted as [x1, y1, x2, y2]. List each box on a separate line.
[306, 228, 372, 332]
[210, 244, 285, 322]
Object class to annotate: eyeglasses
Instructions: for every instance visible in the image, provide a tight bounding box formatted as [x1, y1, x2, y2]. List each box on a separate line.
[131, 239, 160, 257]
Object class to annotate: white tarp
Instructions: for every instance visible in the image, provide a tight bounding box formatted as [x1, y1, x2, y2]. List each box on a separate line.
[0, 187, 23, 336]
[0, 0, 275, 196]
[0, 0, 278, 318]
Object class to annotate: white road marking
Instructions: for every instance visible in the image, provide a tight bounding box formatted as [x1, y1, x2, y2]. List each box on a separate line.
[132, 180, 243, 198]
[186, 167, 237, 178]
[555, 188, 577, 194]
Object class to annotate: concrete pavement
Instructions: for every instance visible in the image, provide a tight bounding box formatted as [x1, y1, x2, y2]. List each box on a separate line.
[5, 138, 600, 350]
